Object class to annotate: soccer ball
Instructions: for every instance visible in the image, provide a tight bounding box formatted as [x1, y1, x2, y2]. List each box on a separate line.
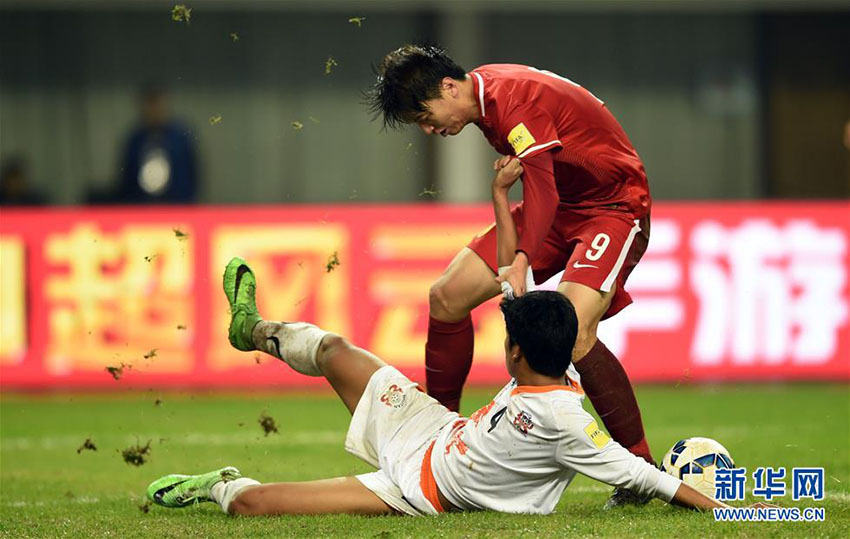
[660, 437, 735, 499]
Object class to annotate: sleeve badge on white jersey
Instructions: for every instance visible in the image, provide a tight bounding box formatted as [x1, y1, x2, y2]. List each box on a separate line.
[583, 420, 611, 449]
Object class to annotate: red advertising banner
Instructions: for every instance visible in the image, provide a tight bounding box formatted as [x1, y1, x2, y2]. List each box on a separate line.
[1, 202, 848, 389]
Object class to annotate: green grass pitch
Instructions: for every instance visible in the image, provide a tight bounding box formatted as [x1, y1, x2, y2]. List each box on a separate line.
[1, 384, 848, 537]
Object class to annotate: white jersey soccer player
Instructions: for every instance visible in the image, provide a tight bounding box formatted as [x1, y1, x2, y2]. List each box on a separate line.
[146, 257, 730, 517]
[347, 365, 679, 516]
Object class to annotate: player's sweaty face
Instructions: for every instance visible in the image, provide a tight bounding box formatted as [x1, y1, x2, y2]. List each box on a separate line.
[415, 97, 466, 137]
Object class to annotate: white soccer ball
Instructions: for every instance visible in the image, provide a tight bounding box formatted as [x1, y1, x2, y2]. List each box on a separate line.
[660, 437, 735, 499]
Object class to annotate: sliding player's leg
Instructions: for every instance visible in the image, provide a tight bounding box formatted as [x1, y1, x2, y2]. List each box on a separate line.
[146, 258, 409, 516]
[426, 247, 501, 411]
[147, 468, 394, 516]
[225, 477, 393, 516]
[252, 323, 387, 415]
[224, 256, 387, 414]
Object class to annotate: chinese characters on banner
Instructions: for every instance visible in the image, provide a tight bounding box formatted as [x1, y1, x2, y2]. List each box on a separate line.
[0, 203, 847, 388]
[43, 223, 194, 375]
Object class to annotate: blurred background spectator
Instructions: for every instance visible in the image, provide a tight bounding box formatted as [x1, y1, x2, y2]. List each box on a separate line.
[115, 83, 198, 204]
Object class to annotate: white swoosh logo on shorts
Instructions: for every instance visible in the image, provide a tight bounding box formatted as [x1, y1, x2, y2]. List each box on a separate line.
[573, 261, 598, 269]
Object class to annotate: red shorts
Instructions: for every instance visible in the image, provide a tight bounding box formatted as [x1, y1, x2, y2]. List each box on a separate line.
[468, 204, 650, 319]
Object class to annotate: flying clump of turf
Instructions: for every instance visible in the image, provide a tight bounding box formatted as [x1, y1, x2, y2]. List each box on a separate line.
[121, 441, 152, 466]
[258, 412, 279, 436]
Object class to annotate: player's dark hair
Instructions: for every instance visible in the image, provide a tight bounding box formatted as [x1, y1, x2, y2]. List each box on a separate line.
[366, 43, 466, 130]
[500, 292, 578, 378]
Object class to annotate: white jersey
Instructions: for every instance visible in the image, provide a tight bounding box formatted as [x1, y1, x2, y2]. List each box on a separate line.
[430, 378, 682, 514]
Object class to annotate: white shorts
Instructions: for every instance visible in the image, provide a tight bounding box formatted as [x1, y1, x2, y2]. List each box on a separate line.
[346, 366, 458, 516]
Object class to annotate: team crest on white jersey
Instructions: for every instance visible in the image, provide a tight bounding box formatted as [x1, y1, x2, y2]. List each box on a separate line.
[512, 410, 534, 436]
[379, 384, 406, 408]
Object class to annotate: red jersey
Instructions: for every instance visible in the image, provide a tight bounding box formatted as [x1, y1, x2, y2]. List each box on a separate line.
[470, 64, 651, 258]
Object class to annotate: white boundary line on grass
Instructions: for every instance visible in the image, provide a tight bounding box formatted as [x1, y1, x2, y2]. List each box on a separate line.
[0, 430, 344, 451]
[5, 497, 101, 507]
[5, 492, 850, 508]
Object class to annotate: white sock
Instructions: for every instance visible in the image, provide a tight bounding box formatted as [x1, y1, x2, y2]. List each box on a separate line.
[210, 477, 261, 514]
[253, 321, 329, 376]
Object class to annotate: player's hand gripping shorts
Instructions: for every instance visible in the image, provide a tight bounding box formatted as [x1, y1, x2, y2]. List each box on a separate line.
[469, 204, 650, 319]
[346, 366, 458, 516]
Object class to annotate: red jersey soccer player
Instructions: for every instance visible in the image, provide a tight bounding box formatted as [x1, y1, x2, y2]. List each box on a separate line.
[368, 45, 653, 507]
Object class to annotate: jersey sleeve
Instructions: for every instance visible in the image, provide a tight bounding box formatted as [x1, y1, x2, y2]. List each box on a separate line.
[500, 105, 562, 259]
[503, 106, 562, 159]
[553, 401, 682, 502]
[515, 151, 558, 259]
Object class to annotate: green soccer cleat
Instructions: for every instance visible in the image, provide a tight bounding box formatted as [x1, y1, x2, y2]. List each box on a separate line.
[147, 466, 242, 508]
[223, 257, 263, 351]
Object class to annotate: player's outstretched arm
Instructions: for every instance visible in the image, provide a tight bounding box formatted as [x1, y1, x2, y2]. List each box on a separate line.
[669, 482, 779, 511]
[555, 406, 683, 506]
[555, 416, 769, 512]
[491, 156, 527, 296]
[669, 482, 727, 511]
[491, 155, 523, 268]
